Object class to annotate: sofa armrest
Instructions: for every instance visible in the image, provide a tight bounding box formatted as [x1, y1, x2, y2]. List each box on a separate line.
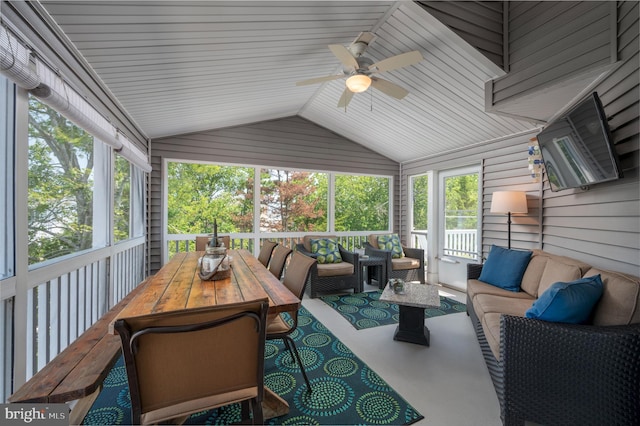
[467, 263, 483, 280]
[500, 314, 640, 426]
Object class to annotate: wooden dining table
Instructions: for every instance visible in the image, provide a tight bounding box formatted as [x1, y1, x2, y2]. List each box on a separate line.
[110, 249, 301, 419]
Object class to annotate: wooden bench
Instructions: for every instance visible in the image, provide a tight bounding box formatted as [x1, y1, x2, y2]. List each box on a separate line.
[8, 279, 149, 424]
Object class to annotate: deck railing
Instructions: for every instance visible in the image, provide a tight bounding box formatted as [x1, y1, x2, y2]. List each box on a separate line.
[2, 237, 146, 388]
[411, 229, 478, 260]
[166, 232, 374, 261]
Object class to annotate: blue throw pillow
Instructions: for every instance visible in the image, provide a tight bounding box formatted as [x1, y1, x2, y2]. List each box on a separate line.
[525, 275, 604, 324]
[478, 245, 532, 292]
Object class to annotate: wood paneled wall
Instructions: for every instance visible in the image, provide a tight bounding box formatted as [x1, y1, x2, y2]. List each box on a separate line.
[149, 116, 399, 272]
[494, 1, 616, 106]
[540, 1, 639, 276]
[417, 1, 505, 70]
[402, 1, 639, 277]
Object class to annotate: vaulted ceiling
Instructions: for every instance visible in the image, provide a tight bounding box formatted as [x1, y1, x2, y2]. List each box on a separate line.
[38, 0, 539, 163]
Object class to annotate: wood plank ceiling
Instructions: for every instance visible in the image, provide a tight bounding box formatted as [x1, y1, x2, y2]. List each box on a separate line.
[38, 0, 538, 163]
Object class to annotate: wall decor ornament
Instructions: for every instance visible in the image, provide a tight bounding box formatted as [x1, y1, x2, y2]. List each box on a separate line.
[528, 137, 543, 183]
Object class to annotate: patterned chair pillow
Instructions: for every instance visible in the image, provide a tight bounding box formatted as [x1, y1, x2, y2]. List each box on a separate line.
[377, 234, 404, 259]
[311, 238, 343, 264]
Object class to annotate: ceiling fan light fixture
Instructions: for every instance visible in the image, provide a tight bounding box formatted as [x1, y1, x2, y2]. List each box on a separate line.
[346, 74, 371, 93]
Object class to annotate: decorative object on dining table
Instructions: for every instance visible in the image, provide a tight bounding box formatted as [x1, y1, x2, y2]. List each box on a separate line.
[389, 278, 405, 294]
[199, 219, 231, 280]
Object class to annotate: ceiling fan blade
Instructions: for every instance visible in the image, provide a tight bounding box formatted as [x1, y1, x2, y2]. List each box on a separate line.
[328, 44, 359, 69]
[296, 74, 344, 86]
[371, 77, 409, 100]
[369, 50, 423, 73]
[337, 88, 354, 108]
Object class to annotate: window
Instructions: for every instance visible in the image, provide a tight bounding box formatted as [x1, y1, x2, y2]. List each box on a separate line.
[167, 162, 254, 235]
[0, 76, 14, 279]
[335, 174, 390, 231]
[411, 174, 429, 231]
[28, 96, 100, 264]
[260, 169, 327, 232]
[113, 155, 131, 242]
[441, 170, 478, 259]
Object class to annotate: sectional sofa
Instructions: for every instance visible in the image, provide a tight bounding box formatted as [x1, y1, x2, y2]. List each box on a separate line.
[467, 247, 640, 426]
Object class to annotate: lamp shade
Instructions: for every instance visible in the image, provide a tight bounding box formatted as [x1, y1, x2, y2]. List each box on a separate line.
[345, 74, 371, 93]
[491, 191, 528, 214]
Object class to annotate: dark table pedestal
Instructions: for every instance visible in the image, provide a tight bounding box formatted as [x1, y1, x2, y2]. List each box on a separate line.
[379, 282, 440, 347]
[394, 304, 430, 346]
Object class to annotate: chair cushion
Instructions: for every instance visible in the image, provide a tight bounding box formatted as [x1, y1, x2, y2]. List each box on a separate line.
[311, 238, 342, 264]
[525, 275, 604, 324]
[267, 314, 291, 335]
[391, 257, 420, 271]
[317, 262, 354, 277]
[478, 245, 532, 292]
[377, 234, 404, 258]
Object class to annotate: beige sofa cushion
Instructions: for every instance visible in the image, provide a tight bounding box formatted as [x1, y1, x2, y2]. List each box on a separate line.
[467, 279, 534, 301]
[537, 258, 583, 296]
[586, 268, 640, 326]
[520, 252, 550, 296]
[520, 250, 591, 297]
[472, 294, 534, 324]
[481, 313, 502, 360]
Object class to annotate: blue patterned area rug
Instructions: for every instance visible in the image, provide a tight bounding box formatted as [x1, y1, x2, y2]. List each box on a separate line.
[321, 290, 467, 330]
[82, 306, 423, 425]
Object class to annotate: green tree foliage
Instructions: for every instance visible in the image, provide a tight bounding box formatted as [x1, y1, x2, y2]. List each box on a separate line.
[335, 175, 389, 231]
[412, 175, 429, 230]
[113, 155, 130, 242]
[28, 98, 94, 263]
[260, 169, 326, 232]
[167, 163, 254, 234]
[444, 173, 478, 229]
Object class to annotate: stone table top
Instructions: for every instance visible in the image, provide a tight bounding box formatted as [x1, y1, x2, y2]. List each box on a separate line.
[379, 282, 440, 309]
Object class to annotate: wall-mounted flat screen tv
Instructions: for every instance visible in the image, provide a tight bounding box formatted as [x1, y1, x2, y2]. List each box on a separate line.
[536, 92, 622, 192]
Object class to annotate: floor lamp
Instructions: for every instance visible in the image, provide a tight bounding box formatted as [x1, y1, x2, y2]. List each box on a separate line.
[490, 191, 528, 249]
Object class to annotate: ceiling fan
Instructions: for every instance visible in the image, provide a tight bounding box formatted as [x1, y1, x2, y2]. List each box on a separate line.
[296, 32, 423, 108]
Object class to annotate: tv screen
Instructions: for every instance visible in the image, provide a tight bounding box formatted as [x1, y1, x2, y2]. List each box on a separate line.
[536, 92, 622, 192]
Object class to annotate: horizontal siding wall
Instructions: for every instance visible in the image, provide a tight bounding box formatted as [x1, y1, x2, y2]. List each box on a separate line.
[493, 1, 615, 105]
[417, 1, 505, 70]
[401, 130, 542, 260]
[149, 116, 399, 272]
[540, 0, 639, 277]
[403, 1, 639, 278]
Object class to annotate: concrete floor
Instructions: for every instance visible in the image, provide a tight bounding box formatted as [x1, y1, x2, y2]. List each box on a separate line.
[302, 283, 502, 426]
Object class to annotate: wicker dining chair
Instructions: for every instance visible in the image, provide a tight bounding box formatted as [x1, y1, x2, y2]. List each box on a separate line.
[268, 245, 292, 280]
[257, 240, 278, 267]
[267, 251, 317, 392]
[114, 299, 269, 425]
